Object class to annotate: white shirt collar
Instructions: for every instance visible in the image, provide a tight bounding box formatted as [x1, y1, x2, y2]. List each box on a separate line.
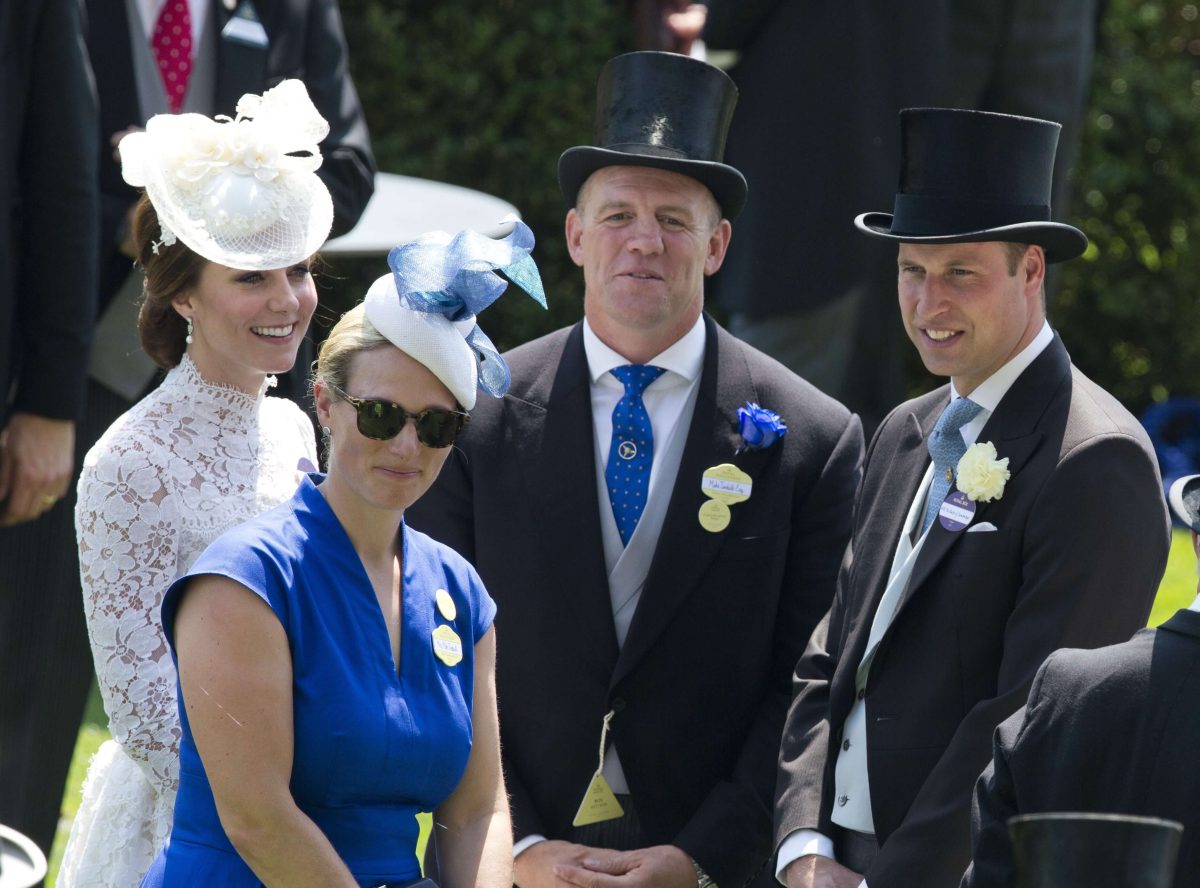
[951, 320, 1053, 411]
[582, 316, 706, 387]
[1188, 592, 1200, 614]
[948, 321, 1053, 446]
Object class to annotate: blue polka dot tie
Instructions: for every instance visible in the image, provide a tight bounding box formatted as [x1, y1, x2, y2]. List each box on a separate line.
[922, 396, 983, 533]
[607, 365, 666, 546]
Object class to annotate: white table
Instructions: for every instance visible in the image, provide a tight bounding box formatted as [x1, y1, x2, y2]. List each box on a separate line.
[322, 172, 520, 257]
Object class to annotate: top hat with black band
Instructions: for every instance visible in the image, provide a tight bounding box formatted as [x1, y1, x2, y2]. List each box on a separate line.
[855, 108, 1087, 262]
[0, 823, 47, 888]
[1007, 812, 1182, 888]
[558, 51, 747, 221]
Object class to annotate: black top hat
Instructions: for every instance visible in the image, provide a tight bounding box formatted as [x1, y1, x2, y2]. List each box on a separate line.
[1008, 812, 1182, 888]
[856, 108, 1087, 262]
[558, 52, 747, 221]
[1169, 474, 1200, 532]
[0, 823, 47, 888]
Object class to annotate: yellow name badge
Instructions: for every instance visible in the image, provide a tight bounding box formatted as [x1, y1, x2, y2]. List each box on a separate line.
[698, 463, 752, 533]
[431, 624, 463, 667]
[572, 771, 626, 827]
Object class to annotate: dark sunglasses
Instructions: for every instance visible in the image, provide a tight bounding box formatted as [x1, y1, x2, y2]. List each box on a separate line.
[327, 384, 469, 448]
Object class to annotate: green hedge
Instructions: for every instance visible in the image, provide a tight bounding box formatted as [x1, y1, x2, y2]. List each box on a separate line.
[329, 0, 629, 349]
[333, 1, 1199, 410]
[1055, 0, 1200, 411]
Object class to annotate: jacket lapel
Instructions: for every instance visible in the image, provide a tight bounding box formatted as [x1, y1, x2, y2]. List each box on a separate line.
[213, 0, 271, 112]
[509, 325, 620, 676]
[897, 336, 1070, 614]
[612, 317, 771, 685]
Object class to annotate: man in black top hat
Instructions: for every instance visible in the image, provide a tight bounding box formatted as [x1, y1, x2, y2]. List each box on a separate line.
[408, 51, 863, 888]
[773, 108, 1170, 888]
[963, 472, 1200, 888]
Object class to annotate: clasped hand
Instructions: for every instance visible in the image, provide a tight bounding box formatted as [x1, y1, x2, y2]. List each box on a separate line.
[516, 840, 695, 888]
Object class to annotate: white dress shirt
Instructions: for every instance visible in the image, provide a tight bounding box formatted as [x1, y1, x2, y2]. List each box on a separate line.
[776, 322, 1054, 885]
[514, 316, 707, 858]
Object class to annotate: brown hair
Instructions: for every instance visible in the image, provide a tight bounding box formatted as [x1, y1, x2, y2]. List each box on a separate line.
[1003, 242, 1031, 275]
[132, 194, 207, 369]
[312, 302, 391, 395]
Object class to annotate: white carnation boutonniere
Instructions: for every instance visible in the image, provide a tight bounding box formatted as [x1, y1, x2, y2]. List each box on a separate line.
[956, 441, 1010, 502]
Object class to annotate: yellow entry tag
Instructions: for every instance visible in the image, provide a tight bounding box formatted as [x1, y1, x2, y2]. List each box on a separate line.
[431, 624, 463, 667]
[701, 463, 753, 505]
[572, 771, 626, 826]
[572, 709, 625, 826]
[698, 499, 731, 533]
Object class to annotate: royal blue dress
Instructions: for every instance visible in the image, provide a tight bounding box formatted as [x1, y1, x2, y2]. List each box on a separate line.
[140, 473, 495, 887]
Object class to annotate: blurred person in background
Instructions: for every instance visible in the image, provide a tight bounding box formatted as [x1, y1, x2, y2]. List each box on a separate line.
[0, 0, 98, 877]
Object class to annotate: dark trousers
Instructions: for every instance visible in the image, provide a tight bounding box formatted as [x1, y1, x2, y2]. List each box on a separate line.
[0, 379, 131, 875]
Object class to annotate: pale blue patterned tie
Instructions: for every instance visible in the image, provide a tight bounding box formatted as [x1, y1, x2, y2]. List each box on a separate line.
[922, 397, 983, 533]
[607, 365, 666, 546]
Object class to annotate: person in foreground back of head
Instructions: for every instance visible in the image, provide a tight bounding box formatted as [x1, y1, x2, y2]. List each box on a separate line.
[961, 473, 1200, 888]
[138, 223, 545, 887]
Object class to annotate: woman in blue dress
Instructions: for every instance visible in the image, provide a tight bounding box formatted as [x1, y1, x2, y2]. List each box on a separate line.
[142, 223, 546, 887]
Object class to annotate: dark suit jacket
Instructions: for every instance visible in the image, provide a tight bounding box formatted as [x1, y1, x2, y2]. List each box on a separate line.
[86, 0, 375, 312]
[962, 609, 1200, 888]
[0, 0, 98, 425]
[775, 334, 1170, 888]
[407, 314, 864, 888]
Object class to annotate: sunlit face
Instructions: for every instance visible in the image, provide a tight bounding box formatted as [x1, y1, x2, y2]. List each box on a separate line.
[314, 346, 457, 515]
[173, 260, 317, 392]
[897, 241, 1045, 396]
[567, 165, 731, 357]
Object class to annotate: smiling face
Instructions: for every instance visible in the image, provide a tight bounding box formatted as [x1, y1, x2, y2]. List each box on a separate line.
[897, 241, 1045, 396]
[314, 345, 456, 516]
[567, 165, 732, 363]
[173, 259, 317, 392]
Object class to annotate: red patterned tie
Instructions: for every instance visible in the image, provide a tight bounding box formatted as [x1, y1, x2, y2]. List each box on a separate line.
[151, 0, 193, 112]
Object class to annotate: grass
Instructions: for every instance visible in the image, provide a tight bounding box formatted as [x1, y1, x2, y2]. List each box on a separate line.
[46, 531, 1198, 884]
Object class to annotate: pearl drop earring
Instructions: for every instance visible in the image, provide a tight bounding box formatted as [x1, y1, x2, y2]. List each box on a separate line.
[321, 426, 331, 436]
[185, 317, 194, 345]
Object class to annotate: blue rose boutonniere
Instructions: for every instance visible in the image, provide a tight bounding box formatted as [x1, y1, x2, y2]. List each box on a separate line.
[736, 402, 787, 454]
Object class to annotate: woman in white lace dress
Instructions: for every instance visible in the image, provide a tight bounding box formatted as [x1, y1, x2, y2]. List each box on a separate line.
[58, 81, 336, 887]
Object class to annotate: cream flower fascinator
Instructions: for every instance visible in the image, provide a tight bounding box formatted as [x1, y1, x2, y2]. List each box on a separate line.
[118, 79, 334, 270]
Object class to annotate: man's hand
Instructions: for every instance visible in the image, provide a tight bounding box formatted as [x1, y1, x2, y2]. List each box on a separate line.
[554, 844, 695, 888]
[664, 3, 707, 54]
[785, 854, 863, 888]
[0, 413, 75, 526]
[515, 840, 602, 888]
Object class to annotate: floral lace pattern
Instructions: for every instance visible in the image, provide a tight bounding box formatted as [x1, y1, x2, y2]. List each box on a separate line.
[58, 355, 316, 887]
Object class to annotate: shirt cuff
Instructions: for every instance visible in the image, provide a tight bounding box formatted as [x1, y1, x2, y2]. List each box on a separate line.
[775, 829, 836, 884]
[513, 834, 547, 858]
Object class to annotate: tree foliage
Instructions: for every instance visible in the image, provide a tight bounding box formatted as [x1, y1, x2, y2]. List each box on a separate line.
[331, 1, 1199, 410]
[328, 0, 628, 349]
[1056, 0, 1200, 409]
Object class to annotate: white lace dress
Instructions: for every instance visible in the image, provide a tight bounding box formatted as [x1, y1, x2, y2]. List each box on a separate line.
[58, 355, 317, 887]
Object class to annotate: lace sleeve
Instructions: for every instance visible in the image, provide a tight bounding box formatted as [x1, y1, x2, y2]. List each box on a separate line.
[76, 443, 185, 797]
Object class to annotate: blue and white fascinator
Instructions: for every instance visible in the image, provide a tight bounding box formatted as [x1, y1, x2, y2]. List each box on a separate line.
[363, 219, 546, 410]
